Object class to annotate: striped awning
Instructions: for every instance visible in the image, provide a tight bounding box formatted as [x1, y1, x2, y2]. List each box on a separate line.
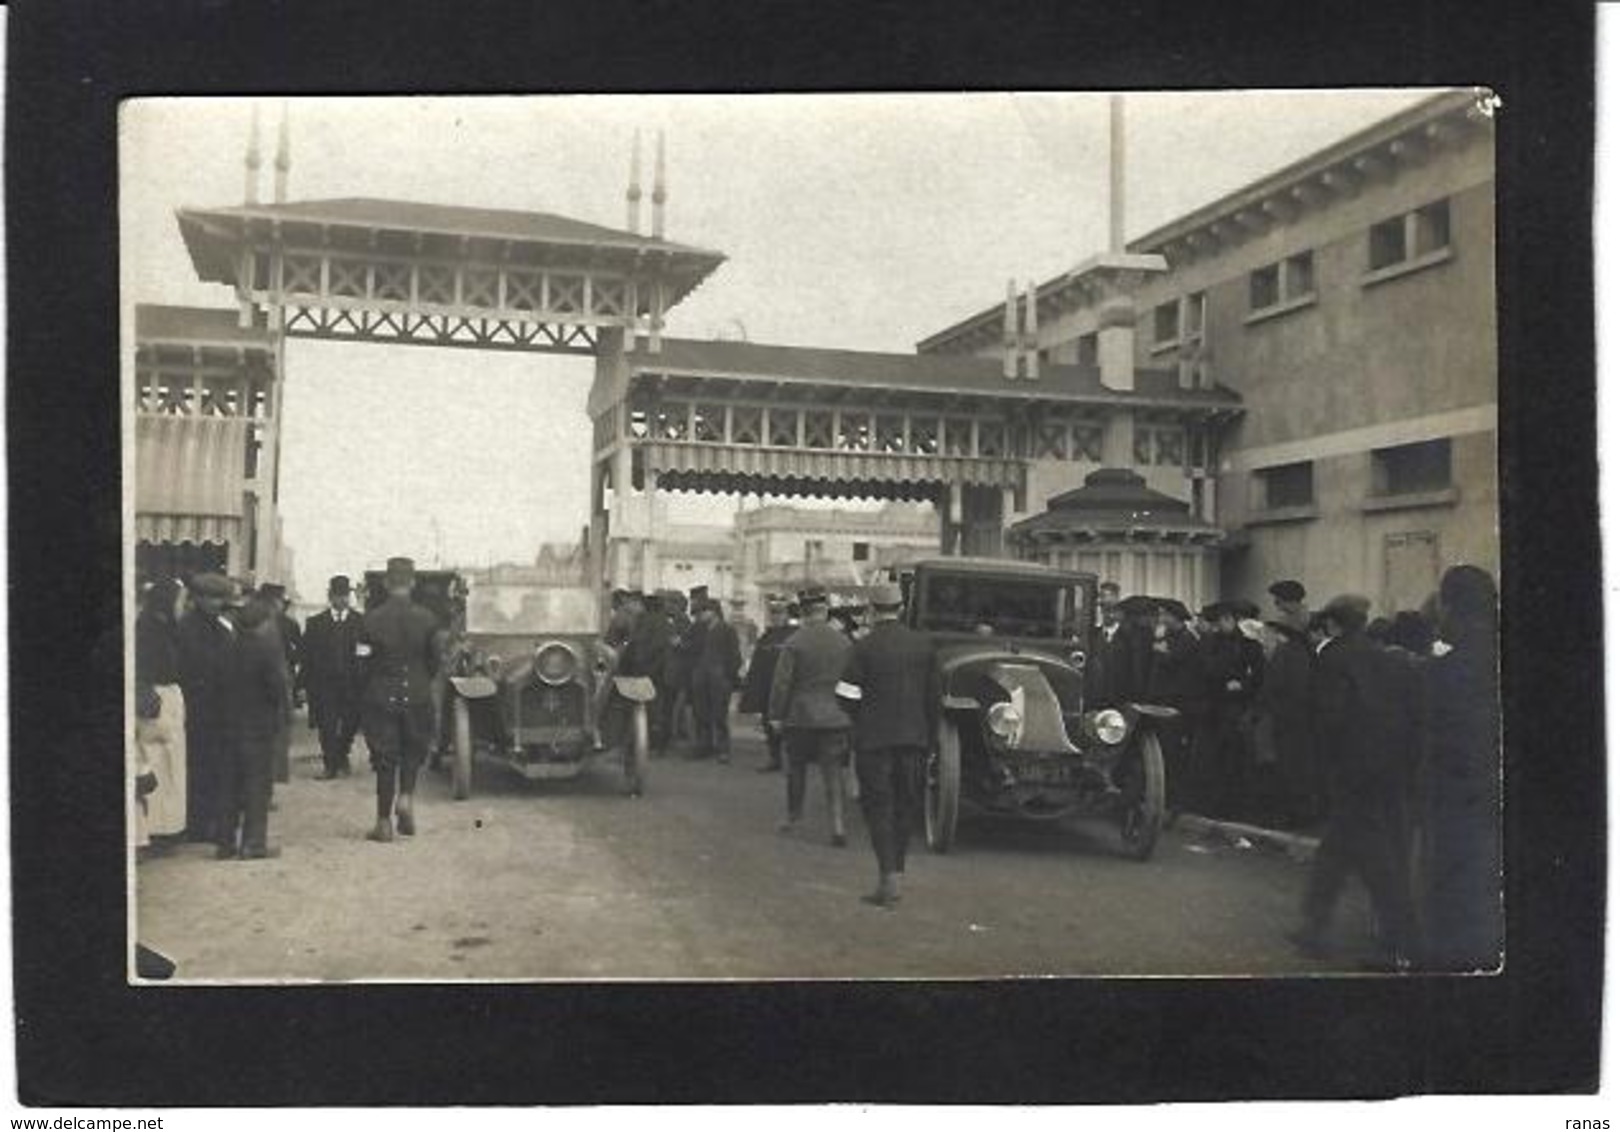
[134, 513, 241, 544]
[637, 442, 1023, 490]
[135, 415, 249, 517]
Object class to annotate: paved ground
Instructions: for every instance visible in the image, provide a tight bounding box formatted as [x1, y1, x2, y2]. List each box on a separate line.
[135, 713, 1378, 981]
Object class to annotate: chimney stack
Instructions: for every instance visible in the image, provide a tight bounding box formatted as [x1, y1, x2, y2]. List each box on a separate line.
[1023, 280, 1040, 380]
[273, 104, 290, 204]
[244, 106, 262, 205]
[1002, 279, 1018, 380]
[626, 130, 643, 234]
[651, 129, 667, 239]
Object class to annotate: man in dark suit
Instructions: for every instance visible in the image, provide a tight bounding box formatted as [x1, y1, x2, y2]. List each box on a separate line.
[1148, 598, 1206, 816]
[1200, 601, 1266, 821]
[836, 581, 937, 907]
[257, 583, 299, 785]
[359, 557, 439, 842]
[768, 585, 854, 847]
[304, 575, 365, 779]
[689, 598, 743, 763]
[220, 594, 289, 859]
[1289, 594, 1422, 969]
[740, 596, 795, 772]
[176, 572, 244, 844]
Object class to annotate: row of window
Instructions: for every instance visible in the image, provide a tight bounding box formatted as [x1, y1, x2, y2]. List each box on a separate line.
[1256, 437, 1454, 512]
[1150, 196, 1454, 345]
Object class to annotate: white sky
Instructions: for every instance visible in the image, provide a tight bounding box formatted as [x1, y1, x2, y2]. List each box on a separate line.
[121, 91, 1433, 599]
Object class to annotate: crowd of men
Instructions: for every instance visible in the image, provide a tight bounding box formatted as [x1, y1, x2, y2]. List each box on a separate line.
[1086, 569, 1501, 971]
[135, 553, 1501, 967]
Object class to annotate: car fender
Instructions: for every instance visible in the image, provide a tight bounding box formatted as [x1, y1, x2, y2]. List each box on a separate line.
[1124, 702, 1180, 723]
[612, 675, 658, 703]
[450, 675, 499, 700]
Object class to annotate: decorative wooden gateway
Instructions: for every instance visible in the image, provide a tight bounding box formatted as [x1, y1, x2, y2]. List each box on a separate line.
[161, 121, 1242, 601]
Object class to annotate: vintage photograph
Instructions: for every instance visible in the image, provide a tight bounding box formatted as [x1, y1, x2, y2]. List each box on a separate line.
[122, 91, 1502, 983]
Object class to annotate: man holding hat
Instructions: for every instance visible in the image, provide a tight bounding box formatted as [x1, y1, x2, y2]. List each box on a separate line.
[836, 581, 937, 907]
[176, 572, 245, 844]
[303, 575, 366, 779]
[358, 557, 439, 842]
[768, 584, 854, 846]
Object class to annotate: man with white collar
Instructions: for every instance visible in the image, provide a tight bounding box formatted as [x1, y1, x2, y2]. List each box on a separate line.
[304, 575, 366, 780]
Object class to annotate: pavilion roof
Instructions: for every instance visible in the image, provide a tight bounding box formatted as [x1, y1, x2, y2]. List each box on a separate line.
[135, 304, 272, 350]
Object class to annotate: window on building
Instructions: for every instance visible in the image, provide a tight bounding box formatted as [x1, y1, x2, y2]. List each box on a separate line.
[1368, 216, 1407, 271]
[852, 542, 870, 562]
[805, 539, 824, 559]
[1369, 198, 1452, 273]
[1076, 332, 1099, 368]
[1249, 265, 1281, 311]
[1153, 300, 1180, 345]
[1372, 438, 1453, 496]
[1258, 461, 1314, 510]
[1183, 292, 1206, 340]
[1284, 252, 1315, 298]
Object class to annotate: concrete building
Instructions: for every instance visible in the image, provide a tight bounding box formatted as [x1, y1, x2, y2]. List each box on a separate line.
[924, 90, 1496, 614]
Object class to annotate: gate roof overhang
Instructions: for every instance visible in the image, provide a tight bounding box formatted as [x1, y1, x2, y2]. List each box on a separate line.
[177, 197, 727, 310]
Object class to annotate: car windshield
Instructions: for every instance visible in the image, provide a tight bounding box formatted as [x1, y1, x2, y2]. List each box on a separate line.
[465, 583, 597, 636]
[918, 572, 1076, 639]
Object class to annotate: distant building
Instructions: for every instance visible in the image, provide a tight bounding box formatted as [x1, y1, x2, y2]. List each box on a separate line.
[733, 502, 938, 620]
[923, 90, 1496, 614]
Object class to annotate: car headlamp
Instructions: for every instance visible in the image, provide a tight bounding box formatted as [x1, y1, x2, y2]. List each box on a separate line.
[1068, 649, 1087, 670]
[1089, 708, 1129, 746]
[534, 642, 577, 686]
[986, 701, 1024, 745]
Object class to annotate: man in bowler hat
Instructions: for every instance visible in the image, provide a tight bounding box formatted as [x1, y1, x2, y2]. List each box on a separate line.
[304, 575, 365, 779]
[836, 581, 937, 907]
[176, 572, 244, 844]
[359, 557, 439, 842]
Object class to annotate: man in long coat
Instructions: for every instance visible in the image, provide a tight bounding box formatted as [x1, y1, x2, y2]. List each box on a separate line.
[176, 573, 244, 843]
[768, 586, 853, 846]
[359, 557, 439, 842]
[219, 594, 289, 859]
[688, 598, 743, 762]
[304, 574, 366, 779]
[740, 597, 795, 772]
[1290, 594, 1422, 969]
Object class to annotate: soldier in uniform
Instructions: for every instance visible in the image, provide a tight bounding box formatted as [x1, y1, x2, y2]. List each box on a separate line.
[303, 575, 365, 779]
[836, 581, 937, 908]
[768, 585, 854, 846]
[358, 557, 439, 843]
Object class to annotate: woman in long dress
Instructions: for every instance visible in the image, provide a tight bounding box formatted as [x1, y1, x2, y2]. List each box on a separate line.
[135, 578, 187, 839]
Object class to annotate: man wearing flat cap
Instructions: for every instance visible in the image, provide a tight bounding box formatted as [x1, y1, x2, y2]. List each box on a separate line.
[836, 581, 937, 907]
[358, 557, 439, 842]
[304, 575, 365, 779]
[768, 584, 854, 846]
[1268, 580, 1308, 631]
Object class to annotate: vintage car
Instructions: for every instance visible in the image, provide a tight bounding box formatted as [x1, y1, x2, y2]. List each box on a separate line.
[897, 557, 1171, 861]
[444, 579, 652, 799]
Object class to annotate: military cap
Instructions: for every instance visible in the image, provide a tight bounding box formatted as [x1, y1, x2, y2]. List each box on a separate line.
[1155, 598, 1193, 623]
[868, 581, 904, 610]
[1268, 579, 1306, 603]
[188, 572, 235, 601]
[328, 574, 352, 596]
[797, 584, 829, 608]
[689, 584, 709, 600]
[384, 556, 416, 587]
[259, 582, 287, 601]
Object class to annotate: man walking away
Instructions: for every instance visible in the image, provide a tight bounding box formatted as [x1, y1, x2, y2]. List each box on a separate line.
[1289, 594, 1422, 969]
[1258, 615, 1317, 830]
[689, 598, 743, 763]
[836, 582, 936, 908]
[740, 596, 794, 772]
[221, 594, 289, 859]
[304, 575, 365, 779]
[768, 585, 853, 847]
[359, 557, 439, 842]
[176, 573, 244, 844]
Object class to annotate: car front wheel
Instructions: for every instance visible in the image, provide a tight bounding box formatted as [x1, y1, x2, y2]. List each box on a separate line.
[625, 701, 650, 797]
[924, 717, 962, 853]
[1118, 731, 1166, 861]
[451, 697, 473, 801]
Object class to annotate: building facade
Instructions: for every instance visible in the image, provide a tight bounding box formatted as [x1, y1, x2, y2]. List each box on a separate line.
[921, 90, 1496, 615]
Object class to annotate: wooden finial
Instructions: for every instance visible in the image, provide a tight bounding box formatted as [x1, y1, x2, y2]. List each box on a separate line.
[652, 129, 667, 239]
[273, 104, 290, 204]
[626, 129, 643, 234]
[244, 106, 262, 205]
